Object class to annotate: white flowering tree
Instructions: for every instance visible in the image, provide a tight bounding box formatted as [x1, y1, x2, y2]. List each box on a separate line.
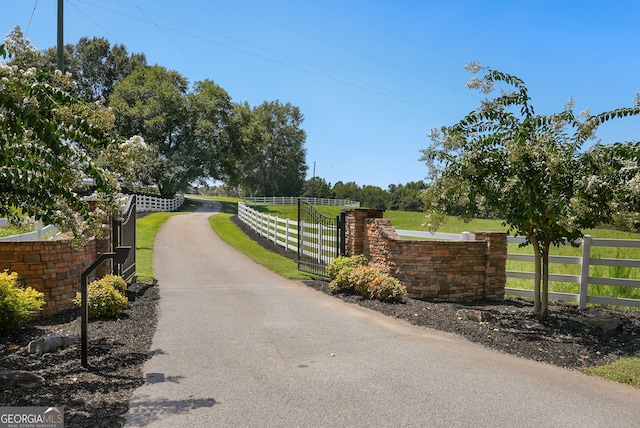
[420, 63, 640, 318]
[0, 31, 125, 239]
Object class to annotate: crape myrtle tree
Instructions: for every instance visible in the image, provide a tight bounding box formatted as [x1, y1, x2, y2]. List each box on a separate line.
[420, 62, 640, 319]
[0, 31, 126, 238]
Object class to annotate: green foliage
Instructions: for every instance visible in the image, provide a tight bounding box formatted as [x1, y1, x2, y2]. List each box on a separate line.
[1, 27, 123, 239]
[40, 36, 147, 103]
[420, 63, 640, 318]
[100, 274, 127, 295]
[75, 275, 128, 319]
[327, 256, 406, 302]
[234, 101, 308, 197]
[327, 255, 368, 293]
[0, 271, 45, 335]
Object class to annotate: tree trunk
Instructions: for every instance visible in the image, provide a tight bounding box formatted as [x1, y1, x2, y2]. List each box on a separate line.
[540, 241, 550, 319]
[531, 237, 542, 317]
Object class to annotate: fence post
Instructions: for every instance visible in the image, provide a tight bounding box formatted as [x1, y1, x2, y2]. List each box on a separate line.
[579, 235, 592, 309]
[272, 216, 277, 244]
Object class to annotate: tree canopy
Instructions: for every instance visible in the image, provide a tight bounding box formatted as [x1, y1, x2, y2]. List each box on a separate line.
[0, 29, 125, 238]
[234, 101, 308, 197]
[421, 63, 640, 318]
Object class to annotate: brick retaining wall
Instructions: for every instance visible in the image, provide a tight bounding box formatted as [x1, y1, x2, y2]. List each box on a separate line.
[0, 238, 110, 315]
[344, 209, 506, 303]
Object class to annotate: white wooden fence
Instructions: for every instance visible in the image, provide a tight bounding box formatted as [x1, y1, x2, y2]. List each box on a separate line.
[397, 230, 640, 309]
[244, 196, 360, 207]
[0, 220, 57, 241]
[136, 194, 185, 212]
[235, 205, 640, 309]
[238, 203, 340, 262]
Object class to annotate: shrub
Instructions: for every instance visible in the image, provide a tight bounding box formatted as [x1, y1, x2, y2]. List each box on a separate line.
[370, 275, 407, 303]
[327, 255, 368, 293]
[75, 276, 128, 319]
[349, 263, 388, 297]
[0, 270, 45, 335]
[100, 274, 127, 295]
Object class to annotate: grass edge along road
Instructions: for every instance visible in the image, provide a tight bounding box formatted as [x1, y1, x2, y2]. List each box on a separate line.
[137, 196, 639, 388]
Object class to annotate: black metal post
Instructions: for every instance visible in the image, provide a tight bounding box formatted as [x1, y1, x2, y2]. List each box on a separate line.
[81, 246, 131, 368]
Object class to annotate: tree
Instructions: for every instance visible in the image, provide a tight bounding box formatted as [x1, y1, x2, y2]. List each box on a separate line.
[388, 181, 427, 211]
[302, 177, 333, 198]
[360, 185, 390, 210]
[332, 181, 361, 202]
[110, 65, 195, 198]
[189, 79, 244, 185]
[420, 63, 640, 318]
[0, 32, 122, 238]
[40, 36, 147, 102]
[236, 100, 308, 196]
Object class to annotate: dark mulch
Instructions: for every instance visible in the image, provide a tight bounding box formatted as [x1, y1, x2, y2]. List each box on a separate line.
[0, 282, 159, 428]
[2, 212, 639, 428]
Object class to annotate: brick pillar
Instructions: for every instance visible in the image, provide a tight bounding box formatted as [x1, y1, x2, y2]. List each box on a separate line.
[474, 232, 507, 301]
[343, 209, 384, 256]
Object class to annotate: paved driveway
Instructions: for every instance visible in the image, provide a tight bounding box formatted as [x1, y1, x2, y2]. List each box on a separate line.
[125, 199, 640, 427]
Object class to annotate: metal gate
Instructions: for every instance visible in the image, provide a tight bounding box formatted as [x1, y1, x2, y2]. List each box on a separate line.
[297, 199, 345, 277]
[112, 194, 136, 281]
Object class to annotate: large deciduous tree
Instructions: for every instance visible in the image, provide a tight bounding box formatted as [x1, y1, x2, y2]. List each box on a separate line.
[0, 31, 123, 238]
[110, 65, 194, 198]
[236, 100, 308, 196]
[40, 36, 147, 103]
[420, 63, 640, 318]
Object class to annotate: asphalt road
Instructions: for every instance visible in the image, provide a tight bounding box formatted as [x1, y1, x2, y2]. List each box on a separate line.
[125, 199, 640, 427]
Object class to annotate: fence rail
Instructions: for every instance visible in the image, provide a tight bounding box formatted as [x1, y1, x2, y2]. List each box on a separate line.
[136, 194, 184, 212]
[244, 196, 360, 207]
[397, 229, 640, 309]
[0, 220, 57, 241]
[238, 203, 341, 264]
[237, 208, 640, 309]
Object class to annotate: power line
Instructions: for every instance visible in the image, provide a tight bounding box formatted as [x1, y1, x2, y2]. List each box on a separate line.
[25, 0, 39, 36]
[70, 0, 467, 117]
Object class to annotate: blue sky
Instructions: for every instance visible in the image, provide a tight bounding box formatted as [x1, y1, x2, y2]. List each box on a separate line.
[2, 0, 639, 189]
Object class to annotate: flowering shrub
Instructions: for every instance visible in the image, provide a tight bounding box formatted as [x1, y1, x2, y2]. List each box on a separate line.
[75, 275, 128, 319]
[369, 275, 407, 303]
[0, 270, 45, 334]
[349, 263, 389, 296]
[327, 255, 368, 293]
[327, 256, 407, 302]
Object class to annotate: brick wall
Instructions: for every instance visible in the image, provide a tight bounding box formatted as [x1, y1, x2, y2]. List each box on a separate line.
[0, 237, 110, 315]
[343, 209, 506, 303]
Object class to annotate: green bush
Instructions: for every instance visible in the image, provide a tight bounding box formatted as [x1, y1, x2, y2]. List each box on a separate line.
[75, 276, 128, 319]
[327, 255, 368, 293]
[100, 274, 127, 295]
[0, 270, 45, 335]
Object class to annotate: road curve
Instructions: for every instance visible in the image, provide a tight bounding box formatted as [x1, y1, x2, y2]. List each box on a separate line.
[125, 199, 640, 427]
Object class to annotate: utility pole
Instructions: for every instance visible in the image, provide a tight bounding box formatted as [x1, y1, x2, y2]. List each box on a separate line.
[57, 0, 63, 71]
